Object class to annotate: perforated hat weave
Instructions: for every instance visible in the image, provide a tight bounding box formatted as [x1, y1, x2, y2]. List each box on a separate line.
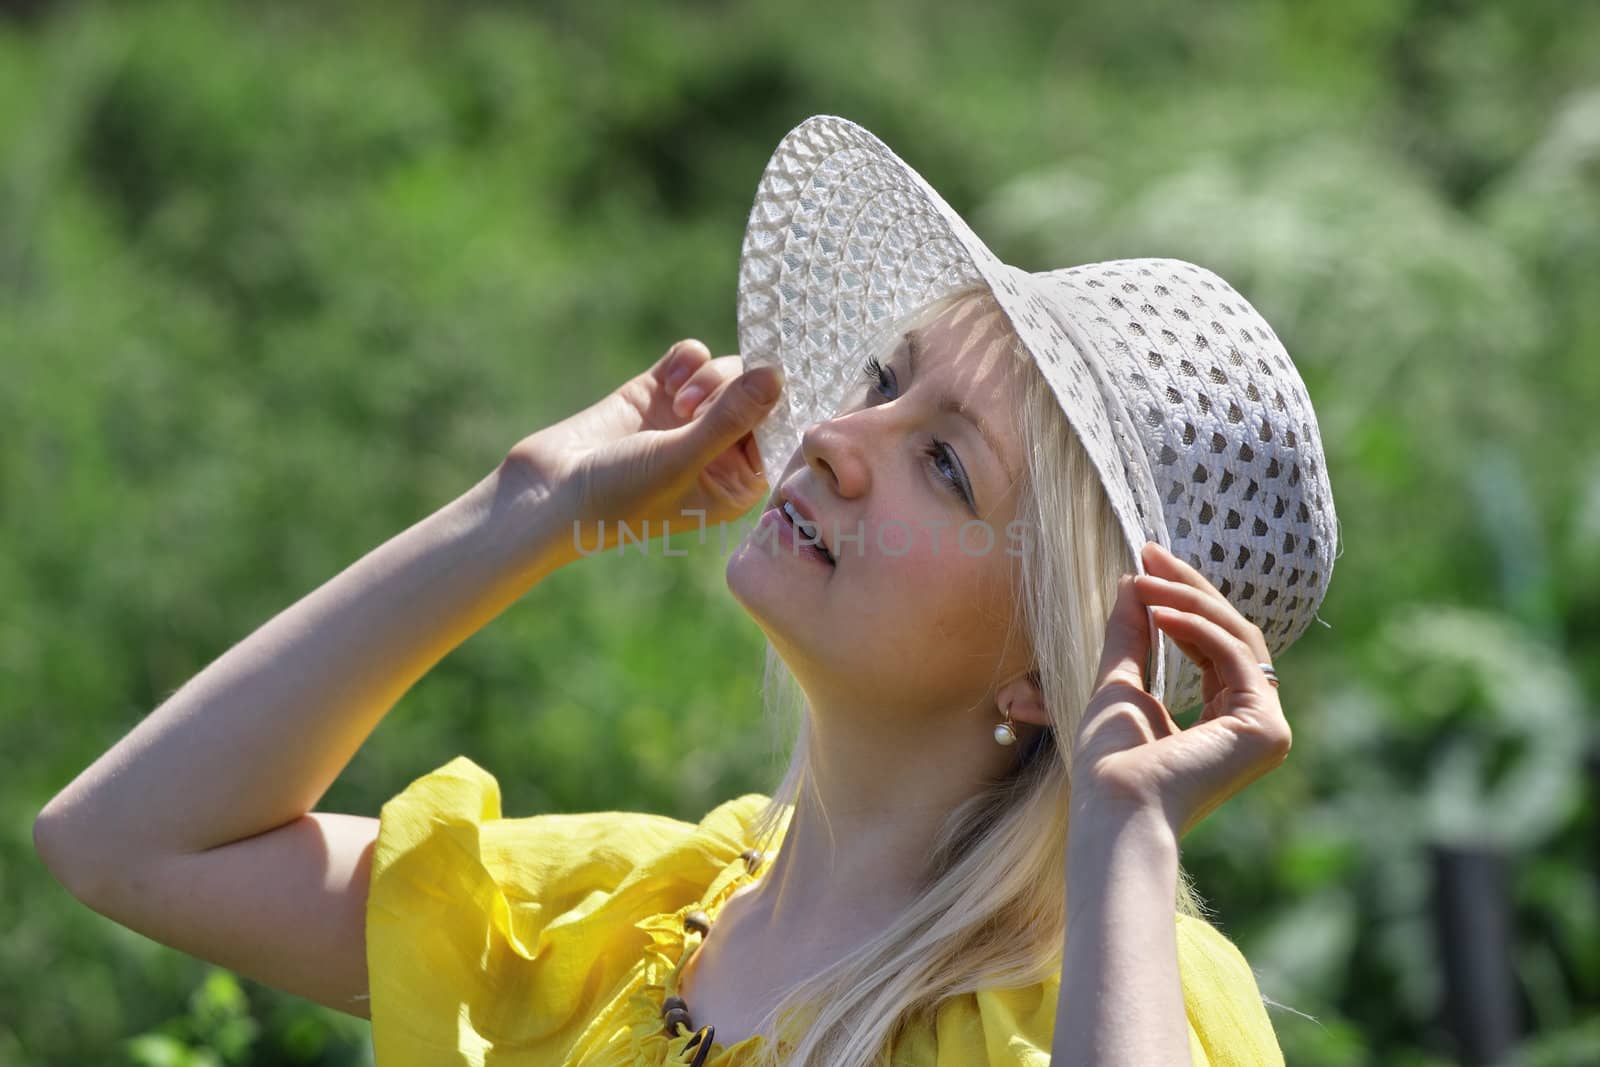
[736, 115, 1338, 716]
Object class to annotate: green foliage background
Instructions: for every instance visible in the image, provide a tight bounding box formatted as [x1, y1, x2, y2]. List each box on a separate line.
[4, 0, 1599, 1063]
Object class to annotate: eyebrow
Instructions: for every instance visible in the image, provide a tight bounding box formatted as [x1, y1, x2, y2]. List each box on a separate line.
[904, 330, 1018, 483]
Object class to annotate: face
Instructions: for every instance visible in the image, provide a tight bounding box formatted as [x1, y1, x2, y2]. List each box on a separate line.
[726, 292, 1038, 731]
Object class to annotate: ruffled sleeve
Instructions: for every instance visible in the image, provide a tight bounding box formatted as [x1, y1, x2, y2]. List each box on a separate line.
[364, 755, 762, 1066]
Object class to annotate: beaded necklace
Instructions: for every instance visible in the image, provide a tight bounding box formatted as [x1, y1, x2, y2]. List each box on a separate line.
[659, 847, 770, 1066]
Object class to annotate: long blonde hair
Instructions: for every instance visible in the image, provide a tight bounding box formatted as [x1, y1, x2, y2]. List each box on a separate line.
[738, 284, 1206, 1066]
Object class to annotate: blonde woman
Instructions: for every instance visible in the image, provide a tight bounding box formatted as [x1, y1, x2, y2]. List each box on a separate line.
[36, 116, 1336, 1066]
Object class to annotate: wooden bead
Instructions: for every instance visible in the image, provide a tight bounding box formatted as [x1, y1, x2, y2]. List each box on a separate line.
[663, 1006, 693, 1034]
[683, 910, 712, 936]
[687, 1025, 717, 1067]
[661, 995, 687, 1014]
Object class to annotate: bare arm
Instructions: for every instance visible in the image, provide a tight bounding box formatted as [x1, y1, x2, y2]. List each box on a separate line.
[1054, 804, 1189, 1065]
[1055, 544, 1294, 1062]
[33, 456, 575, 886]
[29, 338, 779, 1017]
[32, 338, 780, 879]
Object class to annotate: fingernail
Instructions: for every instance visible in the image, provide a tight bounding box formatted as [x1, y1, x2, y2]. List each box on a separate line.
[667, 353, 694, 389]
[742, 367, 783, 403]
[676, 385, 705, 415]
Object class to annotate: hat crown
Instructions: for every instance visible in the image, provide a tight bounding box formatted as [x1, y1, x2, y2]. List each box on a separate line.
[1027, 261, 1338, 666]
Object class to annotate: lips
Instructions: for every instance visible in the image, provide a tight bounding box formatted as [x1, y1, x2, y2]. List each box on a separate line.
[773, 485, 835, 565]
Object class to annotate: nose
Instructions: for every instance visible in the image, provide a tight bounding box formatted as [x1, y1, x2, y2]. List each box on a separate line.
[798, 412, 871, 501]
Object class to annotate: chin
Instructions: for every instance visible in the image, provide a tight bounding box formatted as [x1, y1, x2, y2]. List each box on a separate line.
[724, 540, 776, 617]
[724, 542, 817, 640]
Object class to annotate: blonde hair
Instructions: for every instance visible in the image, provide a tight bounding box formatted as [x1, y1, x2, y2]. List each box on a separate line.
[738, 284, 1207, 1066]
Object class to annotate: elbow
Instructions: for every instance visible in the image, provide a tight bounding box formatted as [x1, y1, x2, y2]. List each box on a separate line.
[33, 800, 76, 884]
[33, 798, 106, 906]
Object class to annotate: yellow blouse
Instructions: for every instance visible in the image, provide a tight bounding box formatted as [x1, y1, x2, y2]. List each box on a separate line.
[365, 756, 1285, 1065]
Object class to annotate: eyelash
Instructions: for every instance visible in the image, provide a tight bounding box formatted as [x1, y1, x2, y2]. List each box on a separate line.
[858, 355, 974, 506]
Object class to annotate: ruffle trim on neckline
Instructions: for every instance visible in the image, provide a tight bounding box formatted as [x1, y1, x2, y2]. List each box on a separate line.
[617, 850, 789, 1065]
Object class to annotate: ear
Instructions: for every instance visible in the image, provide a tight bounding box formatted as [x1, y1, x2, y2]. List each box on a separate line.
[996, 669, 1049, 729]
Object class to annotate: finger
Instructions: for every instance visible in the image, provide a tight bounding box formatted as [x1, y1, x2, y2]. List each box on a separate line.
[1093, 574, 1153, 694]
[698, 432, 771, 506]
[1154, 625, 1224, 706]
[673, 356, 743, 419]
[1149, 606, 1273, 703]
[1134, 573, 1272, 664]
[674, 365, 785, 466]
[656, 339, 712, 391]
[1141, 541, 1272, 664]
[741, 433, 767, 482]
[1140, 540, 1239, 604]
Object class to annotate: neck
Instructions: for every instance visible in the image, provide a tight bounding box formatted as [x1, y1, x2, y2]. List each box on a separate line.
[738, 690, 1009, 953]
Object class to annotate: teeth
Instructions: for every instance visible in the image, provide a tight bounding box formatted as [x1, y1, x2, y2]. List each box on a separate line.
[783, 500, 831, 561]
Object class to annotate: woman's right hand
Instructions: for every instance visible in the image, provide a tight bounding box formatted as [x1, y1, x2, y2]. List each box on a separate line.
[505, 338, 786, 558]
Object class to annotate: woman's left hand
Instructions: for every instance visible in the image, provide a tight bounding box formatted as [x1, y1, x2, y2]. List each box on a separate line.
[1071, 540, 1292, 841]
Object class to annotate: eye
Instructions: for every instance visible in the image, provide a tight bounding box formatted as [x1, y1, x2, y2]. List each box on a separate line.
[857, 356, 975, 507]
[860, 355, 893, 397]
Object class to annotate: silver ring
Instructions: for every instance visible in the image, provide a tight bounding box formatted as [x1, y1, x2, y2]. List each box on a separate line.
[1258, 662, 1279, 688]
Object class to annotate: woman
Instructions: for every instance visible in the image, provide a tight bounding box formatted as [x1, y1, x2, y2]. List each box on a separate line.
[35, 116, 1336, 1066]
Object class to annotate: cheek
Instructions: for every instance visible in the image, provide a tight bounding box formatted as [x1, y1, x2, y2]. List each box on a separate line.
[859, 497, 1000, 563]
[854, 514, 963, 572]
[870, 530, 1011, 631]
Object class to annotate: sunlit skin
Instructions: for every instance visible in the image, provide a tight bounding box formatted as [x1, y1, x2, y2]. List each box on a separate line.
[690, 294, 1059, 1039]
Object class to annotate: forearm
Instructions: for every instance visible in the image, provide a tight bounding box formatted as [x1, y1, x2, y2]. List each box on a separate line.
[36, 455, 576, 872]
[1054, 803, 1190, 1066]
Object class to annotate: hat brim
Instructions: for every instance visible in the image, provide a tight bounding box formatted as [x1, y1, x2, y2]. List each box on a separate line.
[736, 114, 1185, 712]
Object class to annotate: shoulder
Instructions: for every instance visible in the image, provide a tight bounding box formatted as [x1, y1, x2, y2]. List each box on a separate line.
[1175, 912, 1286, 1066]
[1174, 911, 1268, 995]
[887, 914, 1283, 1067]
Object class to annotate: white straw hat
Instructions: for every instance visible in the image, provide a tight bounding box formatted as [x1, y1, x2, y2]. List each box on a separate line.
[736, 115, 1338, 717]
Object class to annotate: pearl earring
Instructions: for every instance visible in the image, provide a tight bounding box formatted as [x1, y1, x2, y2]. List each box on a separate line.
[994, 702, 1017, 746]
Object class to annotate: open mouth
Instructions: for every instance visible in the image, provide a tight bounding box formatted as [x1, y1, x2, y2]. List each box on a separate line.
[775, 500, 835, 566]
